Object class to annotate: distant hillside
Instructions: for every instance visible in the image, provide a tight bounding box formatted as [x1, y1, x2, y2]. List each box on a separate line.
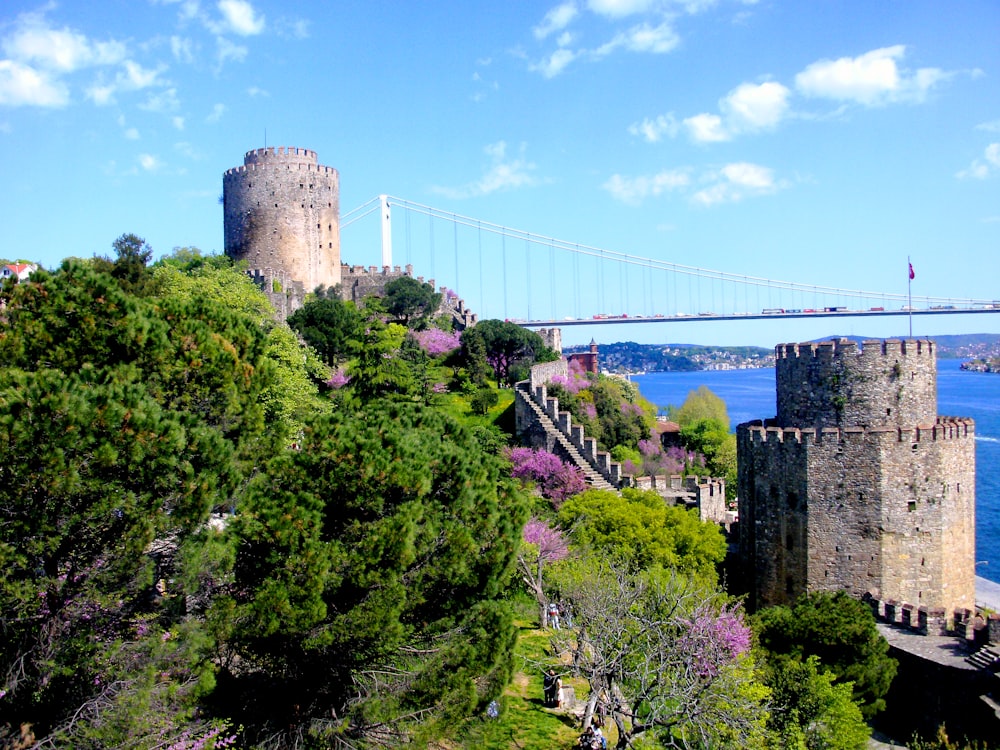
[564, 341, 773, 373]
[566, 334, 1000, 373]
[810, 333, 1000, 359]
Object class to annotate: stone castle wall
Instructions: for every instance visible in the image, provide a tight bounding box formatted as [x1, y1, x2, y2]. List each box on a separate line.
[738, 339, 976, 618]
[223, 147, 341, 294]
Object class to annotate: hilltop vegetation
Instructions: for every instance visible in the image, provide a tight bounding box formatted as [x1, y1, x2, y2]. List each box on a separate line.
[0, 239, 909, 749]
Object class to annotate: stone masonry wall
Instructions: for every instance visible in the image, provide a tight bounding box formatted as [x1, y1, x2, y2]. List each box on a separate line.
[738, 339, 976, 618]
[223, 147, 341, 294]
[776, 339, 937, 429]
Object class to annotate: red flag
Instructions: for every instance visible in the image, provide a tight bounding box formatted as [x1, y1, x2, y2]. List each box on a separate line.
[908, 262, 915, 280]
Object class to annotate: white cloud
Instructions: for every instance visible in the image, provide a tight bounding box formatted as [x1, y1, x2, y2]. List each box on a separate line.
[989, 143, 1000, 166]
[170, 36, 196, 64]
[683, 113, 729, 142]
[957, 143, 1000, 180]
[139, 87, 180, 112]
[531, 48, 577, 78]
[602, 169, 689, 204]
[277, 18, 311, 39]
[587, 0, 656, 18]
[721, 80, 790, 130]
[206, 102, 226, 123]
[122, 61, 163, 89]
[139, 153, 162, 171]
[628, 113, 679, 142]
[0, 11, 132, 107]
[795, 45, 947, 106]
[172, 116, 185, 129]
[432, 141, 541, 199]
[680, 80, 790, 142]
[534, 3, 579, 40]
[247, 85, 269, 97]
[603, 161, 785, 206]
[216, 37, 248, 67]
[0, 60, 68, 106]
[215, 0, 265, 35]
[124, 127, 139, 140]
[595, 21, 679, 56]
[693, 161, 783, 205]
[976, 120, 1000, 134]
[2, 18, 126, 72]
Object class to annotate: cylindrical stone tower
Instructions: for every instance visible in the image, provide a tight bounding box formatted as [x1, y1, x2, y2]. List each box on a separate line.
[223, 146, 341, 292]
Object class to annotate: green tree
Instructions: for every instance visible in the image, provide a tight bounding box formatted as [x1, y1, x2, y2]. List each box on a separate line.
[286, 294, 363, 365]
[470, 386, 499, 415]
[224, 401, 528, 745]
[680, 417, 738, 498]
[550, 558, 769, 749]
[383, 275, 442, 329]
[670, 384, 731, 429]
[345, 303, 417, 401]
[754, 591, 897, 719]
[92, 232, 159, 296]
[153, 261, 328, 440]
[764, 655, 870, 750]
[0, 370, 236, 742]
[557, 488, 727, 582]
[461, 320, 556, 388]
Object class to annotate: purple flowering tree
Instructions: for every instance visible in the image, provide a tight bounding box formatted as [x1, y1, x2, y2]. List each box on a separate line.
[411, 328, 461, 357]
[550, 558, 766, 747]
[518, 517, 570, 627]
[634, 437, 699, 476]
[506, 446, 586, 506]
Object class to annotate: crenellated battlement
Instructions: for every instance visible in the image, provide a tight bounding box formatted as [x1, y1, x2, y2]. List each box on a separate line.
[743, 417, 974, 446]
[775, 338, 935, 362]
[224, 161, 337, 178]
[243, 146, 318, 164]
[775, 337, 938, 428]
[341, 263, 415, 278]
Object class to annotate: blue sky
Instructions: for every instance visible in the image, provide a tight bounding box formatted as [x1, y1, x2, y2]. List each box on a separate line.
[1, 0, 998, 348]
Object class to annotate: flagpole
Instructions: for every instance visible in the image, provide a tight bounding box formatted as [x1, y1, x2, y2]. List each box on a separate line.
[907, 256, 913, 338]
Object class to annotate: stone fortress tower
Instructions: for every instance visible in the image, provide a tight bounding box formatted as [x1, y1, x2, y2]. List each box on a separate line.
[223, 147, 341, 295]
[737, 339, 975, 620]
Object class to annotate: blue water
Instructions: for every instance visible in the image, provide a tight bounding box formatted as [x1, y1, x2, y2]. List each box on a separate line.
[632, 359, 1000, 584]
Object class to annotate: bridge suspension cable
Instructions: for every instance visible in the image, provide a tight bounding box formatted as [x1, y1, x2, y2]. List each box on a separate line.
[367, 196, 989, 308]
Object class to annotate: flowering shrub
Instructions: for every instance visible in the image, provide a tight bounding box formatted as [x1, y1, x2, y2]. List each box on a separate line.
[327, 369, 350, 389]
[522, 517, 569, 562]
[412, 328, 461, 357]
[506, 447, 586, 505]
[549, 372, 587, 395]
[677, 602, 752, 678]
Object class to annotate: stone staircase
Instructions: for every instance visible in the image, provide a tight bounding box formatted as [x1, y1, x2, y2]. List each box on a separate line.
[515, 381, 618, 492]
[966, 645, 1000, 671]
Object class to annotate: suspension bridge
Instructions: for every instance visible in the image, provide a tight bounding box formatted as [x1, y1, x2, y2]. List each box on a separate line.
[341, 196, 999, 329]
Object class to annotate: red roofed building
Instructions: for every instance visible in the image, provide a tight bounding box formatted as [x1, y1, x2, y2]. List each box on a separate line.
[1, 263, 37, 283]
[566, 339, 599, 374]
